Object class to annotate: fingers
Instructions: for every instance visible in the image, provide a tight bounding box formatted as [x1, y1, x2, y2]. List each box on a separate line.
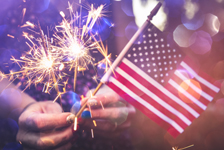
[17, 125, 76, 150]
[19, 112, 72, 131]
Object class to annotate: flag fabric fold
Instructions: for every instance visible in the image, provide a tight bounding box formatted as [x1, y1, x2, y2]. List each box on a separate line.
[106, 24, 221, 137]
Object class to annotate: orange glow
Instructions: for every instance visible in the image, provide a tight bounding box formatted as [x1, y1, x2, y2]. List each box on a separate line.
[178, 79, 201, 103]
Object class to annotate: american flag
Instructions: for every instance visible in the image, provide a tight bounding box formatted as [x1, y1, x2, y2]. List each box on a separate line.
[106, 24, 221, 137]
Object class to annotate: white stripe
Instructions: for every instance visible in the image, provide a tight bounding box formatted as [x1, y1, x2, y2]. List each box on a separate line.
[109, 76, 184, 133]
[180, 61, 219, 93]
[116, 67, 192, 125]
[175, 71, 213, 101]
[168, 79, 207, 110]
[122, 58, 200, 118]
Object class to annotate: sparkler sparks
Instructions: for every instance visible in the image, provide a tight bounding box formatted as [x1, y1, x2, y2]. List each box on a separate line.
[4, 2, 113, 102]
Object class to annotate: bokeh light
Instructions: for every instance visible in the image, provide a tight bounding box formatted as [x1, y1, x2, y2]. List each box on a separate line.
[133, 0, 167, 31]
[183, 0, 199, 20]
[181, 12, 204, 30]
[202, 13, 220, 36]
[173, 24, 194, 47]
[189, 30, 213, 55]
[121, 0, 134, 17]
[28, 0, 50, 13]
[178, 79, 202, 104]
[164, 0, 185, 18]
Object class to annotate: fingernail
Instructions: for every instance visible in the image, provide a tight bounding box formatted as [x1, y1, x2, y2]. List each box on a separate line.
[66, 114, 75, 124]
[81, 110, 91, 119]
[87, 99, 98, 107]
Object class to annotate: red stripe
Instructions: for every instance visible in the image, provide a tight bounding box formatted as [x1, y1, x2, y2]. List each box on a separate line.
[118, 61, 197, 121]
[178, 65, 218, 98]
[171, 72, 210, 106]
[182, 57, 220, 95]
[107, 81, 181, 138]
[165, 83, 204, 114]
[113, 71, 189, 129]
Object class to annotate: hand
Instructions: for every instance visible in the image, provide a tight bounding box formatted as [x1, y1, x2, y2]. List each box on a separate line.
[17, 101, 76, 150]
[78, 85, 136, 138]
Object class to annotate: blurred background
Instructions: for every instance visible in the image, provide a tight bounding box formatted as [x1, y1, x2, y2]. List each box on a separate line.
[0, 0, 224, 150]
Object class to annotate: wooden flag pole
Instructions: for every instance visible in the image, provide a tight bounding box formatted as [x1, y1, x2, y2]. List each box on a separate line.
[74, 2, 162, 119]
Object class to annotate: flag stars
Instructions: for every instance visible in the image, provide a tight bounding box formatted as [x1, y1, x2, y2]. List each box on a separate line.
[157, 51, 160, 54]
[173, 49, 176, 52]
[168, 50, 171, 53]
[160, 38, 164, 42]
[138, 47, 142, 50]
[166, 73, 169, 76]
[139, 53, 142, 56]
[155, 39, 158, 42]
[153, 63, 156, 66]
[147, 64, 150, 67]
[143, 41, 146, 44]
[161, 79, 164, 83]
[164, 67, 168, 71]
[133, 48, 136, 51]
[170, 67, 173, 70]
[161, 44, 164, 48]
[148, 34, 152, 37]
[144, 46, 147, 50]
[134, 59, 138, 62]
[169, 61, 172, 64]
[145, 52, 148, 55]
[152, 57, 155, 60]
[155, 45, 159, 48]
[141, 64, 144, 68]
[146, 58, 149, 61]
[158, 56, 161, 60]
[159, 68, 162, 71]
[179, 54, 182, 57]
[164, 62, 167, 65]
[151, 51, 154, 55]
[160, 74, 163, 77]
[168, 55, 171, 59]
[150, 46, 153, 49]
[133, 53, 137, 57]
[174, 55, 176, 58]
[158, 62, 161, 65]
[167, 44, 170, 47]
[174, 60, 177, 63]
[148, 70, 151, 73]
[138, 41, 141, 44]
[149, 40, 152, 43]
[127, 54, 131, 57]
[154, 33, 157, 37]
[163, 56, 166, 59]
[140, 58, 144, 62]
[154, 69, 157, 72]
[154, 74, 158, 78]
[162, 50, 165, 53]
[143, 35, 146, 38]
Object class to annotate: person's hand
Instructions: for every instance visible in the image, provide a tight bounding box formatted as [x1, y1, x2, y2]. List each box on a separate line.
[78, 85, 136, 138]
[17, 101, 76, 150]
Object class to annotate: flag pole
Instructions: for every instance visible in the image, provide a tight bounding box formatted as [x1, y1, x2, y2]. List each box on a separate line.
[74, 2, 162, 119]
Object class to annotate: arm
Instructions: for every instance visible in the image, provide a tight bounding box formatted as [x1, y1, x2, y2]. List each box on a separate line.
[0, 79, 36, 121]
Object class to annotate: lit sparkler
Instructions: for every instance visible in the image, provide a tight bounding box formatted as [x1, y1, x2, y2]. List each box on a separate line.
[9, 21, 66, 96]
[53, 2, 111, 92]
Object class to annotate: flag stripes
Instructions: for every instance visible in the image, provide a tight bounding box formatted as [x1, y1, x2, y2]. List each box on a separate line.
[107, 57, 220, 137]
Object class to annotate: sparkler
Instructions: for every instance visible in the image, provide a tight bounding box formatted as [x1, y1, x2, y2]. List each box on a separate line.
[53, 2, 111, 92]
[4, 2, 112, 104]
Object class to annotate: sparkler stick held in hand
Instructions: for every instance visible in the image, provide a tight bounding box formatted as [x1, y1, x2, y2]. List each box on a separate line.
[72, 2, 162, 124]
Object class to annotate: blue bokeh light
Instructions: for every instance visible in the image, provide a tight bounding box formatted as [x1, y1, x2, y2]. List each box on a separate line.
[28, 0, 50, 13]
[121, 0, 134, 17]
[181, 13, 205, 30]
[165, 0, 185, 18]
